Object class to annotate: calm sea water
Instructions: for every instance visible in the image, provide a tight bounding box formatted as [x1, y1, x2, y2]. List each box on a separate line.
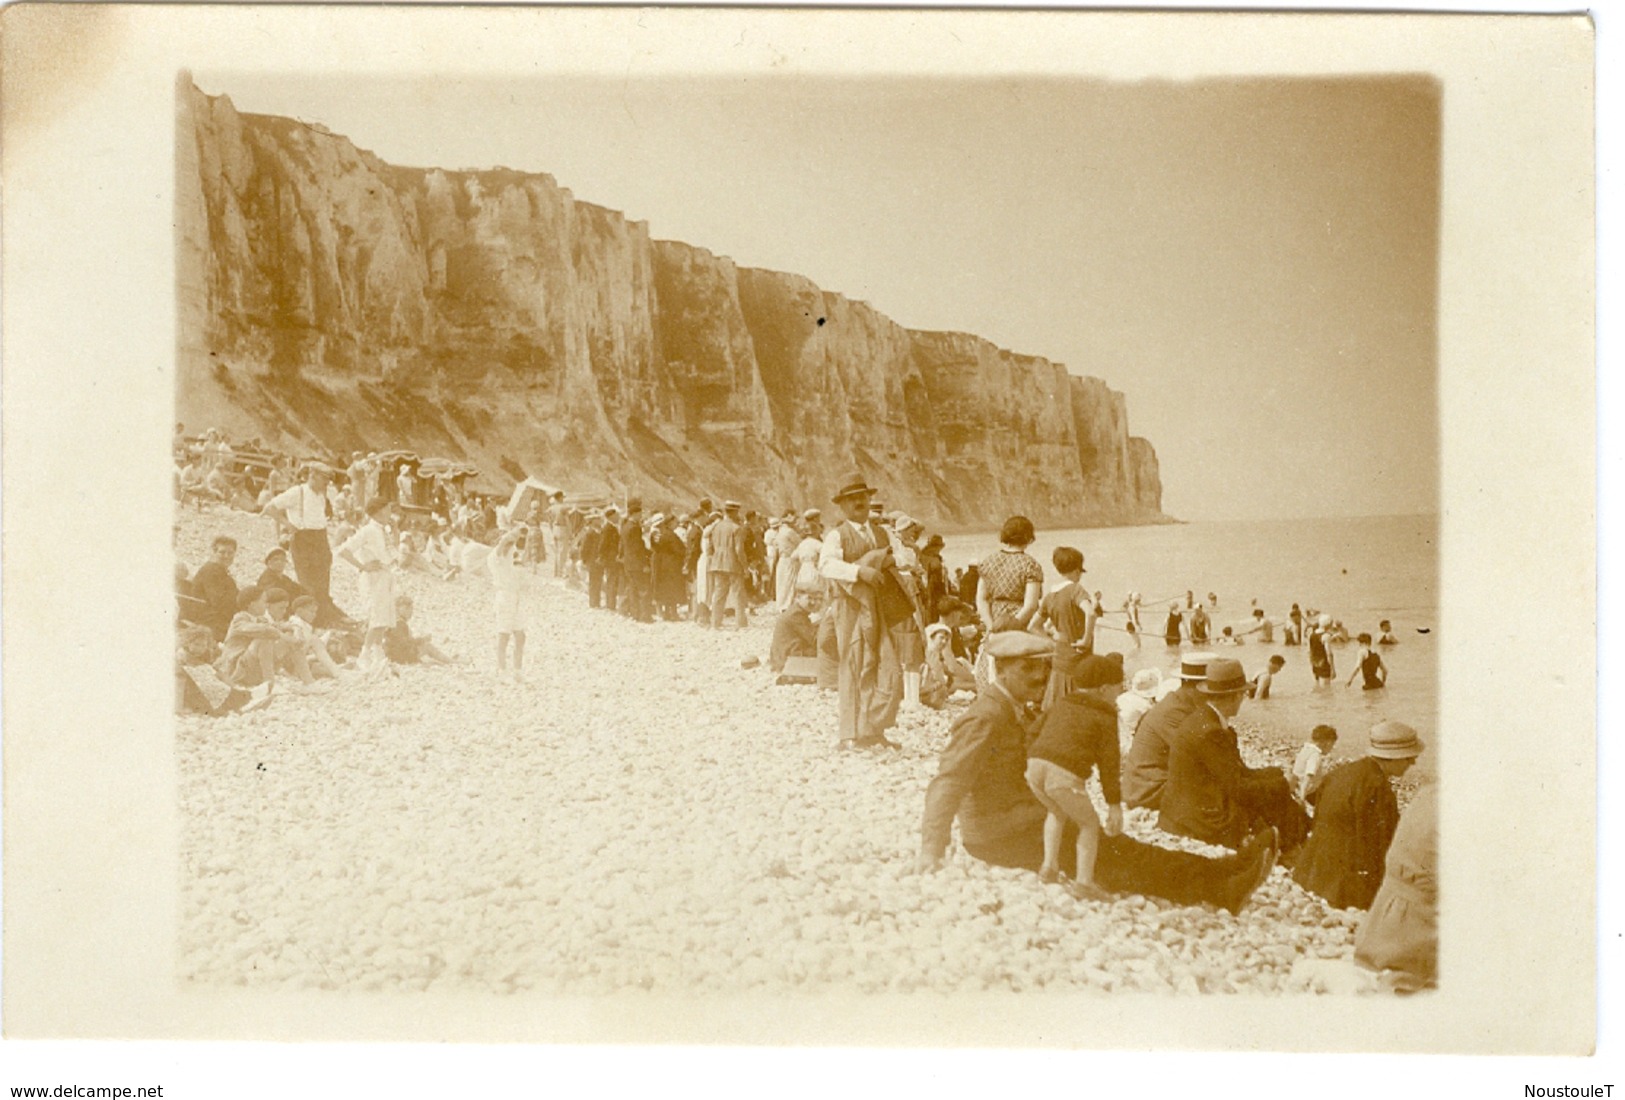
[941, 514, 1439, 773]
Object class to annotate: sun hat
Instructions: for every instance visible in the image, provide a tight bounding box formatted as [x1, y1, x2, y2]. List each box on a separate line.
[1367, 720, 1424, 760]
[1197, 658, 1249, 695]
[1131, 667, 1162, 699]
[831, 478, 876, 504]
[801, 508, 822, 520]
[1318, 613, 1333, 628]
[984, 631, 1054, 661]
[925, 623, 952, 640]
[1074, 654, 1126, 690]
[724, 499, 742, 512]
[648, 512, 666, 527]
[891, 512, 921, 532]
[1179, 651, 1218, 680]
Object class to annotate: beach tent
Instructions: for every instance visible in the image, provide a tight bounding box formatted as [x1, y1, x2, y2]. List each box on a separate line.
[499, 477, 566, 527]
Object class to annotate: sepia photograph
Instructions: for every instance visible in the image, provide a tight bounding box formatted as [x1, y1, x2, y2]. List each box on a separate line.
[0, 0, 1602, 1084]
[171, 66, 1442, 998]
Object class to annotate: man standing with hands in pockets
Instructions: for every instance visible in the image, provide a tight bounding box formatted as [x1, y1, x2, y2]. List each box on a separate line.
[819, 477, 902, 751]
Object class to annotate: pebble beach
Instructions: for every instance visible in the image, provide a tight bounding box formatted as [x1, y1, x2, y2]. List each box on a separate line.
[177, 506, 1385, 996]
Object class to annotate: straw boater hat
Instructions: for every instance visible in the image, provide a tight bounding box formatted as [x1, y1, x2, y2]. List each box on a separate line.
[648, 512, 666, 527]
[831, 478, 876, 504]
[1178, 652, 1218, 681]
[984, 631, 1054, 661]
[801, 508, 821, 521]
[1367, 720, 1424, 760]
[1197, 658, 1249, 695]
[724, 499, 742, 513]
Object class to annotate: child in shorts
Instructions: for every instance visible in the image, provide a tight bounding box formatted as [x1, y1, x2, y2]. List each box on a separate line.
[1023, 655, 1125, 902]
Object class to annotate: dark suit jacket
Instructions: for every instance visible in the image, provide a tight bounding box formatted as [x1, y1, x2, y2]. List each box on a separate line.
[1157, 702, 1269, 849]
[1121, 685, 1203, 809]
[598, 522, 621, 572]
[620, 517, 650, 573]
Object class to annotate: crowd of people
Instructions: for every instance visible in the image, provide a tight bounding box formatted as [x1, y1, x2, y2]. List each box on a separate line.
[173, 437, 1435, 993]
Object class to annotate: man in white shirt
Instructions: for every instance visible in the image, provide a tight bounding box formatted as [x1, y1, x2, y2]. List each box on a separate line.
[818, 477, 901, 751]
[265, 463, 343, 625]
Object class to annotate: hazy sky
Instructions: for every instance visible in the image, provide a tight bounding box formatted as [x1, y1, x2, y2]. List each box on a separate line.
[195, 72, 1440, 522]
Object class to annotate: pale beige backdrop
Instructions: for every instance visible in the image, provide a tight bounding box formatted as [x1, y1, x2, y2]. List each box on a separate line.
[0, 4, 1596, 1051]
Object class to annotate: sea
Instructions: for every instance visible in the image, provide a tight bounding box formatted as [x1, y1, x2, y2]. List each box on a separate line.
[940, 513, 1439, 776]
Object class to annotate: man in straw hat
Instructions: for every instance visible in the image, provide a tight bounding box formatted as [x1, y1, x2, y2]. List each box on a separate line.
[1158, 658, 1312, 851]
[1122, 652, 1217, 809]
[1291, 720, 1423, 910]
[917, 633, 1276, 915]
[819, 477, 902, 750]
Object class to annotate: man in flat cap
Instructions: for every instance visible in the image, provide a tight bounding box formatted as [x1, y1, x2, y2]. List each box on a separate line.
[1158, 658, 1311, 851]
[916, 633, 1276, 914]
[819, 477, 902, 750]
[263, 461, 347, 626]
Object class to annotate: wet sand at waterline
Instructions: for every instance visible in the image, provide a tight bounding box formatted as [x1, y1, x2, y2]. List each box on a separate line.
[177, 508, 1389, 995]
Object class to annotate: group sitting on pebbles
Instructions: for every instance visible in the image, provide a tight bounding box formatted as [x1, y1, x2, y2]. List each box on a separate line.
[174, 450, 1436, 994]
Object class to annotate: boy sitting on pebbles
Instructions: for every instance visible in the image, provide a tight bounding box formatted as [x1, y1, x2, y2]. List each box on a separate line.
[1024, 655, 1127, 901]
[384, 595, 457, 667]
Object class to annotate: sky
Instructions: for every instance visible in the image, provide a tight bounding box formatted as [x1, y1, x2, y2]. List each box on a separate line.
[193, 72, 1440, 522]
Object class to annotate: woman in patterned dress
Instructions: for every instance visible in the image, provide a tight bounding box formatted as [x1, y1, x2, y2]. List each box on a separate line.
[972, 515, 1044, 691]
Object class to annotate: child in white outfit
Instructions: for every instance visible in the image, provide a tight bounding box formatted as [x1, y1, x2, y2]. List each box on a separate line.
[1292, 724, 1339, 806]
[488, 525, 528, 681]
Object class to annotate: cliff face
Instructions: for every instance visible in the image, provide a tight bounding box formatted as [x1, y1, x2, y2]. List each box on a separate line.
[177, 82, 1165, 526]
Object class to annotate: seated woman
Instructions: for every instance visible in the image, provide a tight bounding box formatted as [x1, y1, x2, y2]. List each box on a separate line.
[1294, 721, 1421, 910]
[1354, 776, 1437, 991]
